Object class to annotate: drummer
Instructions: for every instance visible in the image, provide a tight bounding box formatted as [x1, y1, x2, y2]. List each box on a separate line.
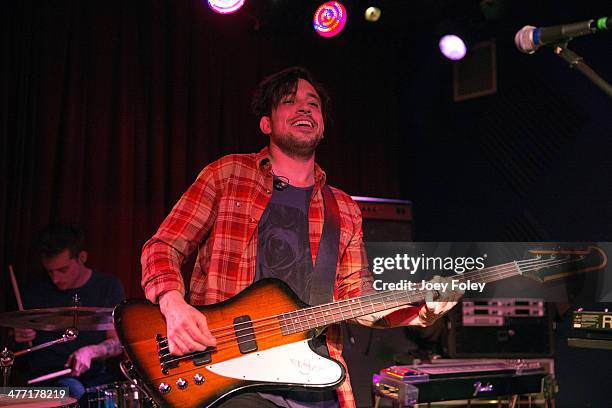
[13, 224, 125, 400]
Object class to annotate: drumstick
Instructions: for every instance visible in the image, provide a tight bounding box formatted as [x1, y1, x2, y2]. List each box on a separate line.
[8, 265, 24, 310]
[9, 264, 33, 347]
[27, 368, 72, 384]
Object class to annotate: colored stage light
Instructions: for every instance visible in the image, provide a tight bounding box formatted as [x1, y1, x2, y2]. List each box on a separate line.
[439, 35, 467, 60]
[208, 0, 245, 15]
[364, 7, 381, 22]
[313, 2, 347, 38]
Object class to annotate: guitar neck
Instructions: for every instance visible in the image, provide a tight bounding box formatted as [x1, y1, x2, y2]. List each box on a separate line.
[279, 261, 522, 334]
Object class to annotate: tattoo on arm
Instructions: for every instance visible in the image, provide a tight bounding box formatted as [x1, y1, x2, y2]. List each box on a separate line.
[91, 338, 123, 359]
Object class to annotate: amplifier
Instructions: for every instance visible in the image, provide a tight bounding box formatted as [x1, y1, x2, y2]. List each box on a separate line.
[351, 196, 413, 242]
[462, 298, 545, 326]
[568, 310, 612, 350]
[572, 310, 612, 330]
[449, 299, 554, 357]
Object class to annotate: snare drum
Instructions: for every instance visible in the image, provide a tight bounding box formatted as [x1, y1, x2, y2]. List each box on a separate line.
[86, 381, 149, 408]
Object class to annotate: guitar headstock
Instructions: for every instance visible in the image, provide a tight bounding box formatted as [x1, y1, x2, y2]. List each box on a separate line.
[518, 246, 607, 283]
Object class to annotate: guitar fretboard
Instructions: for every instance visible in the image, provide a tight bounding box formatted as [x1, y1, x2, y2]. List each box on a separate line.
[278, 260, 526, 335]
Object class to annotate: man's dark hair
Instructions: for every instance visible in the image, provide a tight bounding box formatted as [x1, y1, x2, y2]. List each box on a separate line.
[251, 66, 331, 124]
[37, 224, 84, 258]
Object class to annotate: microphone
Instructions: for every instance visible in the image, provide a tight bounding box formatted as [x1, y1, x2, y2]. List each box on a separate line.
[273, 178, 289, 191]
[515, 16, 610, 54]
[272, 173, 291, 191]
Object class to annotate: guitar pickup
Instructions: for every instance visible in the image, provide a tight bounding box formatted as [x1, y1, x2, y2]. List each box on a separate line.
[234, 315, 257, 354]
[192, 350, 212, 366]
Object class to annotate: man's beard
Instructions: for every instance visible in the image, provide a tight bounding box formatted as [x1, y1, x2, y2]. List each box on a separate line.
[271, 131, 322, 160]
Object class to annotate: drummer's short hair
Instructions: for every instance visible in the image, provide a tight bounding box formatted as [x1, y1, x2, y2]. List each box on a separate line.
[37, 224, 85, 259]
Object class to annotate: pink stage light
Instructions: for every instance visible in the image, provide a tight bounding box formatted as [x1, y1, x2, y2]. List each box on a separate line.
[439, 35, 467, 61]
[208, 0, 245, 15]
[313, 2, 347, 38]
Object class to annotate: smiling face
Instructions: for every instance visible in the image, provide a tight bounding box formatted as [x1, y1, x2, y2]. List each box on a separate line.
[260, 78, 325, 160]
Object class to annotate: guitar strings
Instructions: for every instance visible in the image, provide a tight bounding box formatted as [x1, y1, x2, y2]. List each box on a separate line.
[198, 256, 565, 337]
[158, 256, 578, 366]
[190, 256, 576, 348]
[207, 255, 575, 337]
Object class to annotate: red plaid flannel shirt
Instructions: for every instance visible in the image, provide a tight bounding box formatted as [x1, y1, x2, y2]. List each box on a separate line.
[141, 147, 419, 408]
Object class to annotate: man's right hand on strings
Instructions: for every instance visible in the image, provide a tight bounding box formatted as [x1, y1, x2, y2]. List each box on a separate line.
[158, 290, 216, 355]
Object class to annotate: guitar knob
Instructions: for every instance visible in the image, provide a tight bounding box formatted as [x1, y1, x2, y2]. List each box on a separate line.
[194, 373, 205, 385]
[176, 378, 188, 390]
[158, 382, 171, 394]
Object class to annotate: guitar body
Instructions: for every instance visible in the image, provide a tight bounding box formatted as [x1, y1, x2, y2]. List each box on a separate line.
[114, 279, 345, 408]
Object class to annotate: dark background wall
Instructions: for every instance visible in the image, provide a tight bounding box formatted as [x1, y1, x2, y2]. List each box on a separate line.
[401, 7, 612, 243]
[1, 0, 611, 405]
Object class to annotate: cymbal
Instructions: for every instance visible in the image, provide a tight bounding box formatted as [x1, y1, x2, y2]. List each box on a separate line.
[0, 307, 114, 331]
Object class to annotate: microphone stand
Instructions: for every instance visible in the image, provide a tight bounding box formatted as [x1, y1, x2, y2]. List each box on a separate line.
[553, 42, 612, 99]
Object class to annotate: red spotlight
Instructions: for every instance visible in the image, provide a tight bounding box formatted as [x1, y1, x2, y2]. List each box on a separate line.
[313, 2, 347, 38]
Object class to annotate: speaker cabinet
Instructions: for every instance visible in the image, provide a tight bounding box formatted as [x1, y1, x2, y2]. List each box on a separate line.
[351, 196, 413, 242]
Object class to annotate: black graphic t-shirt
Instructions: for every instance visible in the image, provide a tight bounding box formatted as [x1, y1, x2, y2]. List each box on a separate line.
[255, 180, 339, 408]
[255, 182, 314, 303]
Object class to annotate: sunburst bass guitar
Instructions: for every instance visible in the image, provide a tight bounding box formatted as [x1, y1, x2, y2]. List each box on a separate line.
[114, 246, 606, 407]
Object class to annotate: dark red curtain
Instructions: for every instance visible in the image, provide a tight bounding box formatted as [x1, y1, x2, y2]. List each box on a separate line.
[1, 0, 404, 306]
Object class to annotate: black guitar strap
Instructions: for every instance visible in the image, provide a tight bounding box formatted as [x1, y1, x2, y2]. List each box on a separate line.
[309, 185, 341, 306]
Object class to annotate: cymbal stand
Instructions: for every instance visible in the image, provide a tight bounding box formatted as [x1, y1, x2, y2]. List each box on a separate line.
[0, 294, 83, 386]
[1, 348, 14, 387]
[72, 294, 80, 331]
[13, 328, 79, 357]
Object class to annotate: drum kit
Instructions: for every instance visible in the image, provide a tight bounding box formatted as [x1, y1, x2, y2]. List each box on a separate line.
[0, 301, 153, 407]
[85, 381, 144, 408]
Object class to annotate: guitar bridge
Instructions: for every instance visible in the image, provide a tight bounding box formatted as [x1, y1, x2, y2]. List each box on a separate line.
[156, 334, 179, 375]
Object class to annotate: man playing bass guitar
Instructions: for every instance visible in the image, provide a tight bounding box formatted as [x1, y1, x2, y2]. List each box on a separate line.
[141, 67, 461, 408]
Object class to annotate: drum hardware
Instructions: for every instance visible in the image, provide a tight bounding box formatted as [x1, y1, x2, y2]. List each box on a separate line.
[86, 380, 155, 408]
[0, 295, 107, 387]
[120, 360, 158, 408]
[0, 327, 77, 388]
[1, 347, 14, 388]
[15, 328, 79, 358]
